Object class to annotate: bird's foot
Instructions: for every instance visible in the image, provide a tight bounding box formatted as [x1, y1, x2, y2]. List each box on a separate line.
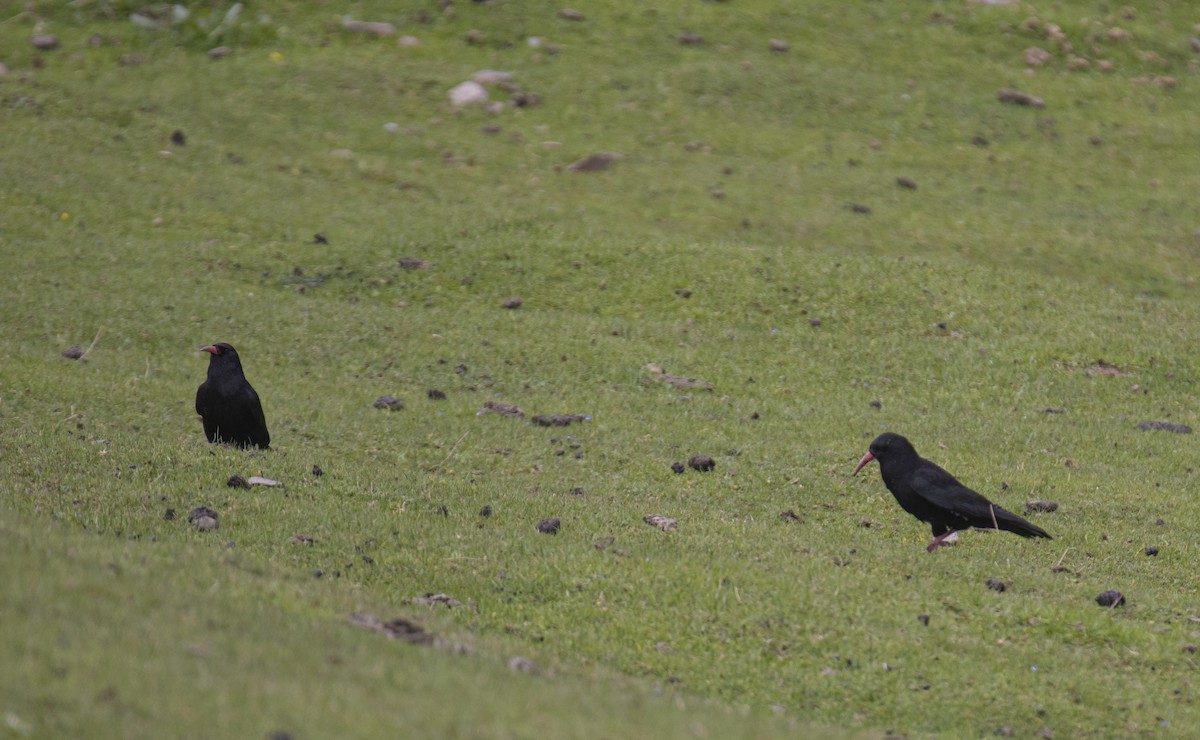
[925, 530, 959, 553]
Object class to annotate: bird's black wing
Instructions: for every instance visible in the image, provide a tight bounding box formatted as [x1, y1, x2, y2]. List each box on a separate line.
[910, 465, 1050, 538]
[239, 385, 271, 449]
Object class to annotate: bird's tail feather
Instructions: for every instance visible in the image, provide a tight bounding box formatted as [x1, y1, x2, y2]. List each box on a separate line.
[992, 506, 1052, 539]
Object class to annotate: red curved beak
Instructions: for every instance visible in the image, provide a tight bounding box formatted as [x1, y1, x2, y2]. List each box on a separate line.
[853, 451, 875, 476]
[200, 345, 218, 355]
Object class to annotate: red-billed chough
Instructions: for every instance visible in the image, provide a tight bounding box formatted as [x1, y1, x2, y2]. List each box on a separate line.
[853, 432, 1050, 552]
[195, 343, 270, 450]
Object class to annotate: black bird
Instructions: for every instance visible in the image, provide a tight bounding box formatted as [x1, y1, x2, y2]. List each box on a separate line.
[853, 433, 1050, 552]
[195, 342, 270, 450]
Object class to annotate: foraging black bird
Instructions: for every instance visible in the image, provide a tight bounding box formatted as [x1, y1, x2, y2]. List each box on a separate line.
[195, 342, 270, 449]
[853, 433, 1050, 552]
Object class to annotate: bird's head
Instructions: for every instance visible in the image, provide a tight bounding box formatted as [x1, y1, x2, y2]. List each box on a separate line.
[853, 432, 914, 475]
[200, 343, 240, 364]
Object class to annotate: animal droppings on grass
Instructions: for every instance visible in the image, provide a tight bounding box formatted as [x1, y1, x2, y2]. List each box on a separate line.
[412, 593, 463, 608]
[996, 89, 1044, 108]
[643, 515, 677, 532]
[670, 462, 685, 474]
[779, 510, 801, 522]
[311, 465, 323, 477]
[536, 517, 561, 534]
[479, 505, 492, 518]
[986, 578, 1008, 593]
[678, 32, 704, 45]
[1145, 546, 1159, 556]
[348, 613, 435, 645]
[501, 296, 523, 309]
[61, 344, 85, 360]
[688, 455, 716, 472]
[398, 257, 431, 270]
[1044, 407, 1064, 414]
[163, 508, 176, 521]
[480, 400, 524, 418]
[427, 388, 447, 400]
[313, 233, 327, 244]
[1083, 359, 1128, 377]
[1136, 421, 1191, 434]
[569, 487, 584, 496]
[1024, 500, 1058, 514]
[896, 176, 918, 190]
[917, 614, 930, 626]
[1096, 590, 1126, 608]
[559, 9, 584, 21]
[170, 130, 186, 146]
[647, 363, 714, 390]
[187, 507, 219, 531]
[531, 413, 587, 427]
[373, 395, 405, 411]
[869, 399, 882, 409]
[508, 655, 538, 674]
[227, 474, 250, 489]
[847, 203, 871, 214]
[568, 152, 622, 172]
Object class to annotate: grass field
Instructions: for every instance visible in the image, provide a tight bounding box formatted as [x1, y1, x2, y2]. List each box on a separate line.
[3, 1, 1200, 737]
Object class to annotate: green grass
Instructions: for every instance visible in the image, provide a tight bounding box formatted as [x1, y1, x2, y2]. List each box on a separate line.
[3, 0, 1200, 737]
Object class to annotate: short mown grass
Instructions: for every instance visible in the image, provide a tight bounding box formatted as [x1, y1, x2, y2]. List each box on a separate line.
[3, 1, 1200, 737]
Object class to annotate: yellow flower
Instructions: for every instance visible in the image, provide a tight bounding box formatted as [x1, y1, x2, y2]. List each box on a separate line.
[269, 51, 283, 63]
[60, 212, 70, 221]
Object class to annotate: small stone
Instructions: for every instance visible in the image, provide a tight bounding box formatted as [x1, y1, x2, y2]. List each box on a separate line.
[62, 344, 85, 360]
[207, 46, 231, 59]
[508, 655, 537, 674]
[30, 35, 59, 50]
[501, 296, 523, 309]
[536, 517, 561, 534]
[448, 80, 488, 106]
[1095, 590, 1126, 608]
[558, 9, 584, 21]
[768, 39, 789, 53]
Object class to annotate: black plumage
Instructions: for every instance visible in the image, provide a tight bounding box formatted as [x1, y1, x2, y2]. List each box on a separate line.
[195, 342, 270, 450]
[854, 433, 1050, 552]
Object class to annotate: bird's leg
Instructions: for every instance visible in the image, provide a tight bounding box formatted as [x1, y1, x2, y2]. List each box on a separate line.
[926, 529, 958, 553]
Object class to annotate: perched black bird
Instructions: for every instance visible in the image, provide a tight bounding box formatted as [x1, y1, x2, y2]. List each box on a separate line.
[195, 343, 270, 449]
[853, 433, 1050, 552]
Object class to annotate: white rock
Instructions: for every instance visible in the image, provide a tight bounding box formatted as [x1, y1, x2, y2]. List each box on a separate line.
[448, 80, 488, 106]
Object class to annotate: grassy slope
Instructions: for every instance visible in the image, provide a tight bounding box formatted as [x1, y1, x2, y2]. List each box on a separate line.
[2, 0, 1200, 737]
